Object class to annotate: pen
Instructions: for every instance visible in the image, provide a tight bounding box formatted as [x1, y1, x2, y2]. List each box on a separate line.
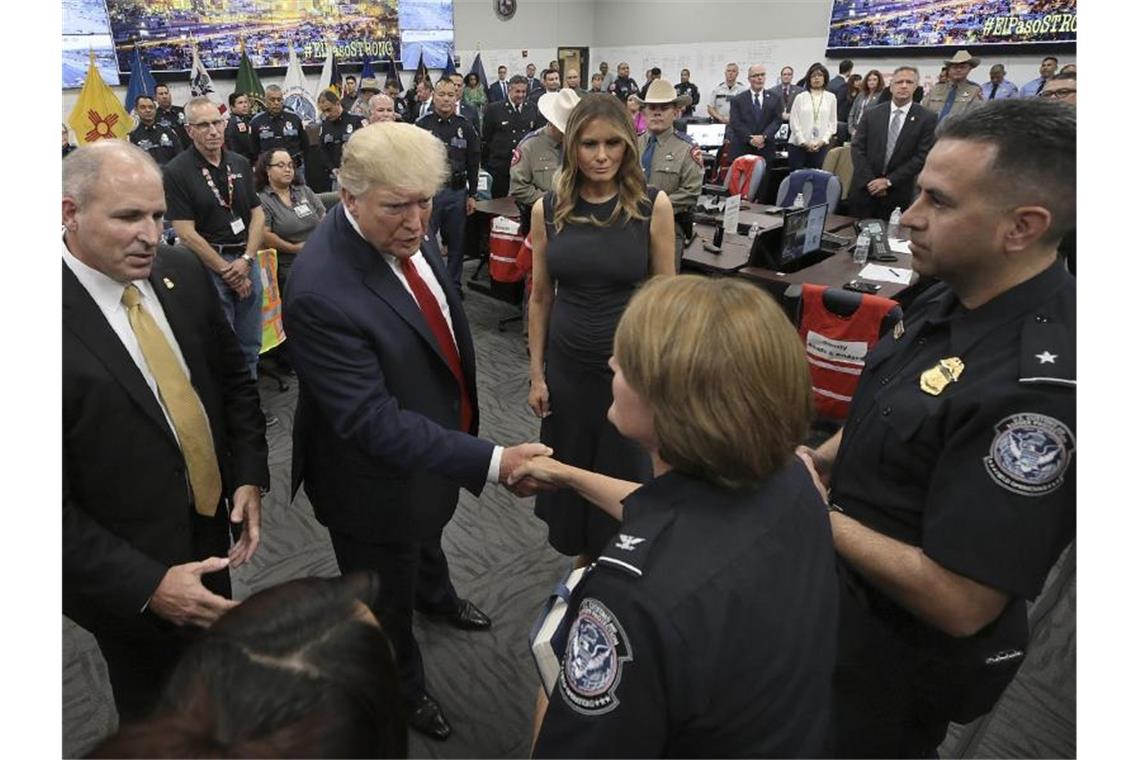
[888, 268, 899, 276]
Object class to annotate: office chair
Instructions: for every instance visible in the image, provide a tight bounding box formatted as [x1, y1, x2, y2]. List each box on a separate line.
[785, 283, 901, 424]
[776, 169, 841, 213]
[317, 191, 341, 211]
[726, 155, 766, 202]
[821, 146, 854, 202]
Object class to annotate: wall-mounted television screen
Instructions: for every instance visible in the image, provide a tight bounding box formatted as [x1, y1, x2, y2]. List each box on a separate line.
[104, 0, 454, 73]
[826, 0, 1077, 55]
[63, 0, 120, 88]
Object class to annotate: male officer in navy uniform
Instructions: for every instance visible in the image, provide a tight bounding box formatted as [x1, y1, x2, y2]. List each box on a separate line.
[129, 95, 181, 166]
[317, 89, 365, 190]
[483, 75, 538, 198]
[635, 80, 703, 270]
[417, 78, 480, 291]
[250, 85, 309, 180]
[153, 83, 189, 148]
[799, 99, 1076, 759]
[224, 92, 256, 162]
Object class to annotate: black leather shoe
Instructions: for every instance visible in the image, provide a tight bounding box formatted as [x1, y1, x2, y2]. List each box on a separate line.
[408, 693, 451, 741]
[423, 599, 492, 630]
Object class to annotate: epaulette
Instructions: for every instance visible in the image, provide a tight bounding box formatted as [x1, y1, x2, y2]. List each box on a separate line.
[1019, 311, 1075, 388]
[594, 509, 676, 578]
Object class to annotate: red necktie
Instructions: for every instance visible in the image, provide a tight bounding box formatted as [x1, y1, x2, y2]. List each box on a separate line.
[398, 256, 473, 432]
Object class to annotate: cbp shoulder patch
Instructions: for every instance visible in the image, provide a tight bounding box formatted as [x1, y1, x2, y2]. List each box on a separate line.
[559, 597, 633, 716]
[983, 413, 1074, 496]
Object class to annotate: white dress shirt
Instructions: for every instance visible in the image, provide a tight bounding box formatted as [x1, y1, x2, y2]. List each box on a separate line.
[343, 208, 504, 483]
[788, 89, 839, 147]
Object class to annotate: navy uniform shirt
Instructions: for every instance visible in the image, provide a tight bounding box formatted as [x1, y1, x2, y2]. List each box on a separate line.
[828, 260, 1076, 743]
[155, 104, 188, 148]
[482, 99, 538, 168]
[534, 467, 838, 758]
[163, 148, 260, 246]
[675, 81, 700, 117]
[318, 110, 366, 177]
[249, 109, 309, 166]
[416, 111, 481, 195]
[609, 75, 639, 102]
[224, 113, 256, 163]
[128, 122, 181, 166]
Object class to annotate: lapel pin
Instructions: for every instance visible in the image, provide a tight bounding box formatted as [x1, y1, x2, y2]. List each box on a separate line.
[163, 277, 175, 290]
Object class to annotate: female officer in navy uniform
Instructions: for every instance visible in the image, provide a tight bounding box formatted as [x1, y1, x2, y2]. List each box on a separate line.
[512, 275, 838, 757]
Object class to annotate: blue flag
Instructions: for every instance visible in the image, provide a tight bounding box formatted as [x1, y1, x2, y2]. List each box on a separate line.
[443, 55, 456, 78]
[124, 44, 157, 112]
[384, 54, 402, 90]
[361, 54, 375, 79]
[468, 53, 489, 93]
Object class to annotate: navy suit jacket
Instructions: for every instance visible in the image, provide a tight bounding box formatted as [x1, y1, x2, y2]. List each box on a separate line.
[488, 79, 510, 103]
[285, 206, 495, 543]
[727, 88, 783, 161]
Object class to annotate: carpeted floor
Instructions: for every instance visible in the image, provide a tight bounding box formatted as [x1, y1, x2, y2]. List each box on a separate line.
[62, 262, 1075, 758]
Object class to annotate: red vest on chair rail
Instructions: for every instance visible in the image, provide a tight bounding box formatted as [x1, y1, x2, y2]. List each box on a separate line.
[727, 155, 765, 200]
[798, 283, 897, 420]
[489, 215, 528, 283]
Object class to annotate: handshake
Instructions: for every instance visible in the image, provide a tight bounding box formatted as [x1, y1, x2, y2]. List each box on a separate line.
[498, 443, 562, 497]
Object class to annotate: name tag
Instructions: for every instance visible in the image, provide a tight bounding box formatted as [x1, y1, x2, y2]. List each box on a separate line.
[231, 217, 246, 235]
[238, 122, 248, 132]
[294, 202, 313, 218]
[451, 137, 467, 149]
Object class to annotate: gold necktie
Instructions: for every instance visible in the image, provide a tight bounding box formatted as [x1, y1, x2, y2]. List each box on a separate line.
[121, 284, 222, 517]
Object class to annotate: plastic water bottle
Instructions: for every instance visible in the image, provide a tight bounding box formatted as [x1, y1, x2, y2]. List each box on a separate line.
[888, 207, 903, 240]
[792, 192, 805, 209]
[748, 222, 761, 240]
[854, 230, 871, 266]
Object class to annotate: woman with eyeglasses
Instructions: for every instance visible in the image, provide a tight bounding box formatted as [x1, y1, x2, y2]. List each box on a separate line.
[788, 62, 838, 170]
[254, 149, 326, 295]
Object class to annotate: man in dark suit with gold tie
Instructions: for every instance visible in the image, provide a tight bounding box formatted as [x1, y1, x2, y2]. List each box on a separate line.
[63, 141, 268, 721]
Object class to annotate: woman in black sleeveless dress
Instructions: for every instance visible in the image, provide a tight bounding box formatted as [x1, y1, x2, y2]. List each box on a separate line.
[526, 93, 676, 560]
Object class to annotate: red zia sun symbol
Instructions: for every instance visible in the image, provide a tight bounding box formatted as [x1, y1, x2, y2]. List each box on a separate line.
[84, 110, 120, 142]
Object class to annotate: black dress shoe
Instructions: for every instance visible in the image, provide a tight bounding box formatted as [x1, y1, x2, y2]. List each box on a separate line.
[421, 599, 492, 630]
[408, 693, 451, 741]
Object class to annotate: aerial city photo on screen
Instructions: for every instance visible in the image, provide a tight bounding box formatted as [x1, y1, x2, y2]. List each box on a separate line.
[827, 0, 1076, 52]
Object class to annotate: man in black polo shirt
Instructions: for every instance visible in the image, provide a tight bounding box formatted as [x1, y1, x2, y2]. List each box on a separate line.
[799, 99, 1076, 758]
[224, 91, 256, 162]
[417, 78, 479, 291]
[129, 94, 181, 166]
[164, 96, 266, 386]
[317, 89, 365, 190]
[250, 85, 309, 179]
[341, 75, 358, 112]
[154, 83, 189, 148]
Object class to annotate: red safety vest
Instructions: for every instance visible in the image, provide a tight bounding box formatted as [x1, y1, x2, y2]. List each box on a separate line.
[727, 155, 765, 199]
[798, 283, 898, 421]
[488, 215, 527, 283]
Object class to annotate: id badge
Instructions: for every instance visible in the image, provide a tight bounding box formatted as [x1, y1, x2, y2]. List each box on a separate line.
[294, 202, 313, 218]
[231, 217, 246, 235]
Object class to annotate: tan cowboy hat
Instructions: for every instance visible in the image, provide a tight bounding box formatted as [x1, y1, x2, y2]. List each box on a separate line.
[359, 77, 382, 93]
[944, 50, 980, 68]
[538, 88, 581, 132]
[632, 79, 692, 109]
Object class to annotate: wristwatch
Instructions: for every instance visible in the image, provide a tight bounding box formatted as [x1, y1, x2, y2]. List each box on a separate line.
[241, 252, 256, 265]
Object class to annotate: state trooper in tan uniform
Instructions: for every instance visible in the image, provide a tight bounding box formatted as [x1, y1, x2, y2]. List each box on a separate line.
[510, 89, 580, 234]
[925, 49, 984, 123]
[635, 80, 705, 270]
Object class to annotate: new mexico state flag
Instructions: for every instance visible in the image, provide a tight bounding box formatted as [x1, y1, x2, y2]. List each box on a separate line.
[68, 51, 132, 145]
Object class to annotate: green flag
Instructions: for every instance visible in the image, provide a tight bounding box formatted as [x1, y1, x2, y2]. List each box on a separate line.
[235, 41, 264, 101]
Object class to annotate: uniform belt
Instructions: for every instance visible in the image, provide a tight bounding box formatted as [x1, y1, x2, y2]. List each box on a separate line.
[213, 242, 246, 253]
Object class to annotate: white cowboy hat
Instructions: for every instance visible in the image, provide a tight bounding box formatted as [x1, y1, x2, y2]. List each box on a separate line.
[944, 50, 980, 68]
[632, 79, 692, 109]
[538, 88, 582, 132]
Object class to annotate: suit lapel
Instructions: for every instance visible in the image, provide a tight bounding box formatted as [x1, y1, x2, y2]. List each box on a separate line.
[62, 262, 178, 449]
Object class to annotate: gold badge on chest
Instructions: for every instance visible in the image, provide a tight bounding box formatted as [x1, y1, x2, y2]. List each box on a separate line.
[919, 357, 964, 396]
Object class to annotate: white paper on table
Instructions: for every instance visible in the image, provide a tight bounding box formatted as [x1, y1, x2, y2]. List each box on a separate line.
[723, 194, 741, 234]
[888, 238, 911, 254]
[858, 263, 913, 284]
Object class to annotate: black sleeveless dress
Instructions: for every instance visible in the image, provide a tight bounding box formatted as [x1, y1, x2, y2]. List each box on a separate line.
[534, 189, 658, 557]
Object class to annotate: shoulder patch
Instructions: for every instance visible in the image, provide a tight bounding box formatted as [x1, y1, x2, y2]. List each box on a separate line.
[690, 145, 704, 166]
[510, 146, 522, 166]
[558, 597, 633, 716]
[983, 413, 1074, 496]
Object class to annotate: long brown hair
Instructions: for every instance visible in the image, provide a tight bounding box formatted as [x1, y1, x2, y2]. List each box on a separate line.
[862, 69, 884, 96]
[551, 93, 648, 233]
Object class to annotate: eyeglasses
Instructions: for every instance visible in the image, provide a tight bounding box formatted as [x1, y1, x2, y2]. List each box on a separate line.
[189, 119, 226, 131]
[269, 162, 295, 169]
[1039, 88, 1076, 99]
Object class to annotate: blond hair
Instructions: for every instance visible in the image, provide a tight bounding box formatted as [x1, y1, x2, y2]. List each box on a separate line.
[338, 121, 448, 199]
[551, 93, 648, 233]
[614, 276, 813, 488]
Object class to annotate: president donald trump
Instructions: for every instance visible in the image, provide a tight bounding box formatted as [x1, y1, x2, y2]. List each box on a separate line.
[284, 121, 549, 740]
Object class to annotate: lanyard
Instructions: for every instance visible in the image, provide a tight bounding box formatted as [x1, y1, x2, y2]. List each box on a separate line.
[810, 91, 825, 126]
[200, 162, 235, 211]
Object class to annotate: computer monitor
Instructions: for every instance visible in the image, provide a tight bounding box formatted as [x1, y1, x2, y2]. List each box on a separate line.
[750, 202, 830, 272]
[685, 122, 727, 150]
